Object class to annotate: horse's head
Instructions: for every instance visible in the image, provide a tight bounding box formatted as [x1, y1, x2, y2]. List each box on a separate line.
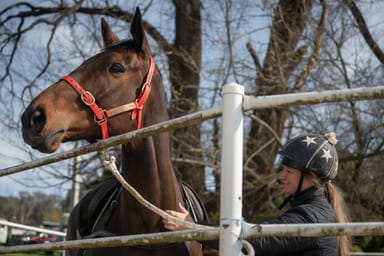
[21, 8, 166, 153]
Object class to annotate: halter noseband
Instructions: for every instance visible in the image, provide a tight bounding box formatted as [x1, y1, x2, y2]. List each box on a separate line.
[60, 57, 156, 140]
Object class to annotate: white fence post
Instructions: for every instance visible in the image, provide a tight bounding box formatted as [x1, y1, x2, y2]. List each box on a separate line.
[220, 83, 244, 256]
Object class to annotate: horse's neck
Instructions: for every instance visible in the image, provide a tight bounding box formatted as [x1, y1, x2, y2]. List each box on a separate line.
[120, 132, 181, 210]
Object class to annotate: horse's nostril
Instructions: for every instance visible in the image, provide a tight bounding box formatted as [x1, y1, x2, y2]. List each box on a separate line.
[30, 107, 46, 133]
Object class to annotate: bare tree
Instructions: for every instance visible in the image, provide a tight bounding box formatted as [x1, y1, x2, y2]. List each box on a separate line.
[168, 0, 205, 195]
[241, 0, 328, 220]
[0, 192, 63, 225]
[343, 0, 384, 64]
[1, 3, 384, 251]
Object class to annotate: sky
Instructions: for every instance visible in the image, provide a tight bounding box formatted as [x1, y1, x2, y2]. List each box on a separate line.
[0, 140, 71, 197]
[0, 140, 28, 196]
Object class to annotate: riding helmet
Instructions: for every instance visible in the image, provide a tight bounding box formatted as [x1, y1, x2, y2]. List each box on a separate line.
[279, 132, 338, 180]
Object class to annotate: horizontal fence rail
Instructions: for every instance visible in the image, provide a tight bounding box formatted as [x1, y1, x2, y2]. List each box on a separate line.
[1, 86, 384, 177]
[242, 222, 384, 237]
[0, 222, 383, 253]
[350, 253, 384, 256]
[243, 86, 384, 111]
[0, 220, 66, 237]
[0, 106, 222, 177]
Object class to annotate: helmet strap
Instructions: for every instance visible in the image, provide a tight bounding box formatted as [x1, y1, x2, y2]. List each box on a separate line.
[278, 172, 305, 210]
[278, 195, 292, 210]
[295, 172, 305, 195]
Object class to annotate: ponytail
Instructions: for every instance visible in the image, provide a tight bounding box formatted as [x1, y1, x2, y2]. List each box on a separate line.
[325, 182, 350, 256]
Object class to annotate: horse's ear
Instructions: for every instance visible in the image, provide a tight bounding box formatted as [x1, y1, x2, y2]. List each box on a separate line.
[101, 18, 120, 47]
[130, 7, 152, 55]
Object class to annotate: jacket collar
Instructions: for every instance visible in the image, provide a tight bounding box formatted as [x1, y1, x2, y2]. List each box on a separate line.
[290, 186, 327, 207]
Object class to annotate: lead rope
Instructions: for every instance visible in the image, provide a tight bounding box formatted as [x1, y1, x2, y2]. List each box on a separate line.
[101, 150, 209, 230]
[101, 150, 254, 256]
[242, 240, 254, 256]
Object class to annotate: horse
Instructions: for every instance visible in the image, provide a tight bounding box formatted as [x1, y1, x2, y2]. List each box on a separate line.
[21, 7, 207, 256]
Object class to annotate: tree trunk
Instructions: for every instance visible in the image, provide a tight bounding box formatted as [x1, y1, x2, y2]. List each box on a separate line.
[169, 0, 205, 195]
[245, 0, 315, 221]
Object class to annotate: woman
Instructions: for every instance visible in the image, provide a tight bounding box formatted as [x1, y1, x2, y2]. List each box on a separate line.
[163, 133, 350, 256]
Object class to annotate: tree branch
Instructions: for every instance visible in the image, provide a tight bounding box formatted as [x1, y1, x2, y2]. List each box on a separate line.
[343, 0, 384, 64]
[292, 0, 328, 92]
[246, 41, 264, 79]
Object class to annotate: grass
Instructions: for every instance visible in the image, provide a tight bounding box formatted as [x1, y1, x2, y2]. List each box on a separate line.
[0, 247, 61, 256]
[0, 253, 61, 256]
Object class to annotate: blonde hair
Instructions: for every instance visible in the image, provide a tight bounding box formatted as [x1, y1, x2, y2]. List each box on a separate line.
[325, 182, 350, 256]
[321, 133, 350, 255]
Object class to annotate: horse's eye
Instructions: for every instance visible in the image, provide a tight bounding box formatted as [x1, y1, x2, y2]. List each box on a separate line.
[109, 63, 125, 74]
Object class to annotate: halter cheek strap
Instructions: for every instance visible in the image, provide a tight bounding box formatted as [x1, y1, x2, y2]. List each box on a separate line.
[60, 57, 155, 140]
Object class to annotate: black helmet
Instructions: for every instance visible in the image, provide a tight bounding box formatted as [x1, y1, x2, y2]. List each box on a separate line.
[279, 133, 338, 181]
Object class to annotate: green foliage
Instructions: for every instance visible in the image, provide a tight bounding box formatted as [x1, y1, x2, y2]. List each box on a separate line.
[353, 236, 384, 252]
[0, 251, 61, 256]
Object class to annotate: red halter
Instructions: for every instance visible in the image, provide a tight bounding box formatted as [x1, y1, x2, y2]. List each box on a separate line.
[60, 57, 156, 140]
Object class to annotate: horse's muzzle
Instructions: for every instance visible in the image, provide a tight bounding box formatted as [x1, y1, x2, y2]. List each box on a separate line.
[21, 105, 63, 153]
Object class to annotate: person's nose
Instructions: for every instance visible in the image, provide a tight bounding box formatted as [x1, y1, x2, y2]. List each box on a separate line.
[278, 168, 287, 181]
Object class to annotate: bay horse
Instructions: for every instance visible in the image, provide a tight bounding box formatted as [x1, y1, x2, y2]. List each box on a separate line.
[21, 7, 207, 256]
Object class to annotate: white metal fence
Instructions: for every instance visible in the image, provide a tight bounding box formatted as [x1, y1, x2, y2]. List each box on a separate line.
[0, 220, 66, 238]
[0, 85, 384, 255]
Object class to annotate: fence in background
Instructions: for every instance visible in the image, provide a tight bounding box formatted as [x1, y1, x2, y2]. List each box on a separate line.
[0, 220, 66, 238]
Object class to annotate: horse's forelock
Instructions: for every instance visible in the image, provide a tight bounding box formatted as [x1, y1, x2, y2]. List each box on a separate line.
[106, 39, 143, 52]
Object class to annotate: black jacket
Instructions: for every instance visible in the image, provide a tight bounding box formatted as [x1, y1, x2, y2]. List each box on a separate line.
[201, 186, 338, 255]
[248, 186, 338, 256]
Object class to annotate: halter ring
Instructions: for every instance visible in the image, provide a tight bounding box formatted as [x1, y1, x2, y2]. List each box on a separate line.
[94, 109, 107, 125]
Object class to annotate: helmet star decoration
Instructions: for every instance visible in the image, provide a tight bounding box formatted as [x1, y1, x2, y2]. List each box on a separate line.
[321, 148, 333, 162]
[302, 136, 317, 147]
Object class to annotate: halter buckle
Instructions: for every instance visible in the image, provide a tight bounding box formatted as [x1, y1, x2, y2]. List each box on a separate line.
[141, 82, 150, 92]
[81, 91, 96, 106]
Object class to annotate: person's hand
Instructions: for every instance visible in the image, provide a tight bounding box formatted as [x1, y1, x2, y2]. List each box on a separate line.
[163, 202, 194, 231]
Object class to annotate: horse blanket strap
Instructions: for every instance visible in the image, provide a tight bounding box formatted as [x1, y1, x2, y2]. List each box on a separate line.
[180, 182, 209, 225]
[61, 57, 155, 139]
